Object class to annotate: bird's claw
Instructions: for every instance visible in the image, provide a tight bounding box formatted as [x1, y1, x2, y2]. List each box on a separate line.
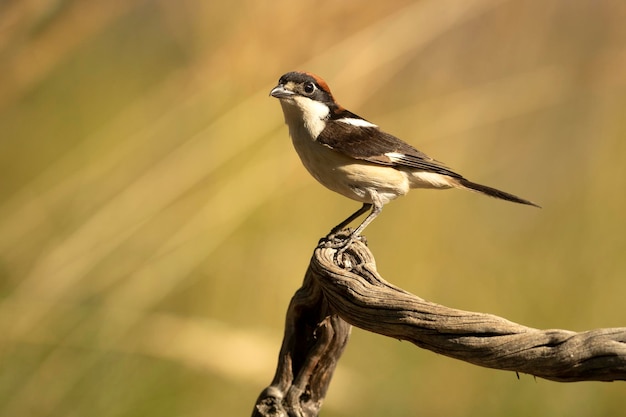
[317, 229, 366, 267]
[319, 228, 358, 247]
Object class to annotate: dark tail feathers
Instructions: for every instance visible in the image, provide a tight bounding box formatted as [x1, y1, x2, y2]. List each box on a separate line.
[458, 178, 540, 208]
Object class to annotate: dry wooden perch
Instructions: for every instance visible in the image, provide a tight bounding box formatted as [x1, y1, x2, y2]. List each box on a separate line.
[252, 233, 626, 417]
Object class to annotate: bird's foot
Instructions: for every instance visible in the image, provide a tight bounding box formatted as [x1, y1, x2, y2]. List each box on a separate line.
[319, 228, 362, 247]
[318, 229, 366, 267]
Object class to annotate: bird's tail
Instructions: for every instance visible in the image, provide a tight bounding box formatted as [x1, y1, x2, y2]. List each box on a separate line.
[455, 178, 540, 208]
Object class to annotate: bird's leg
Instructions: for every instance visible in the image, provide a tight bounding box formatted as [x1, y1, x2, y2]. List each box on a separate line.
[328, 193, 384, 253]
[329, 203, 372, 235]
[349, 198, 382, 238]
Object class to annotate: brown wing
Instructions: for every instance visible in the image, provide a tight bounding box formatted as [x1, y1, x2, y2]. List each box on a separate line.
[317, 121, 463, 179]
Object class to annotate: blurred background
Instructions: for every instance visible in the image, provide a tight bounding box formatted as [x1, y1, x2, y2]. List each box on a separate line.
[1, 0, 625, 416]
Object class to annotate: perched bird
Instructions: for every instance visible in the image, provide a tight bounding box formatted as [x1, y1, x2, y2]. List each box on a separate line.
[270, 71, 538, 240]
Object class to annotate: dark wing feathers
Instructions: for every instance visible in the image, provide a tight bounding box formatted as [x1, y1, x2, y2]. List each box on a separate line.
[317, 122, 462, 178]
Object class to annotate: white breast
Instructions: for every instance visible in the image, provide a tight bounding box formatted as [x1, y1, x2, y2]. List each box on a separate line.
[288, 127, 410, 205]
[279, 97, 410, 205]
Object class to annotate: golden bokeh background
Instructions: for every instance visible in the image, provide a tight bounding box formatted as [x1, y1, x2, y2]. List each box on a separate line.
[1, 0, 625, 416]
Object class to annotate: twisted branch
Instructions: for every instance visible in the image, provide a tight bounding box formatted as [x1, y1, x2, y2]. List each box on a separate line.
[252, 235, 626, 417]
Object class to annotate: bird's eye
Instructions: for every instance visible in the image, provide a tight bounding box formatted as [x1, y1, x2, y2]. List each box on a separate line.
[303, 82, 316, 95]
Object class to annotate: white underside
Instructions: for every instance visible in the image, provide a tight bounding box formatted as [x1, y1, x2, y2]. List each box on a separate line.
[407, 171, 456, 189]
[291, 128, 404, 203]
[279, 97, 455, 206]
[288, 127, 457, 205]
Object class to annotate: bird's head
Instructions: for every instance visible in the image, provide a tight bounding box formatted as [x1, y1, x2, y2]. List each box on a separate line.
[270, 71, 337, 105]
[270, 72, 346, 135]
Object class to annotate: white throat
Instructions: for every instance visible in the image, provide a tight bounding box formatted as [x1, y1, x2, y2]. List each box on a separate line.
[280, 96, 329, 140]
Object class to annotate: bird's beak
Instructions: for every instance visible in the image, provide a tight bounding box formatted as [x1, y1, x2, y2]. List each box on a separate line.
[270, 85, 294, 99]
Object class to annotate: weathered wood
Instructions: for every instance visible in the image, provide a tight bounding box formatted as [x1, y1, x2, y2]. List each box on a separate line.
[252, 261, 351, 417]
[314, 237, 626, 382]
[252, 234, 626, 416]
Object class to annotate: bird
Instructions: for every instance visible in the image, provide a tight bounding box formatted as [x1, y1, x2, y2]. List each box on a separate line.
[269, 71, 539, 242]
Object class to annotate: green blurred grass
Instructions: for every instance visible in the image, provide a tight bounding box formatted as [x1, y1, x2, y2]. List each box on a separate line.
[1, 0, 625, 416]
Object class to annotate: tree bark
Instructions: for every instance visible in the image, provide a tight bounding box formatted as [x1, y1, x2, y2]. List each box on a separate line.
[252, 235, 626, 417]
